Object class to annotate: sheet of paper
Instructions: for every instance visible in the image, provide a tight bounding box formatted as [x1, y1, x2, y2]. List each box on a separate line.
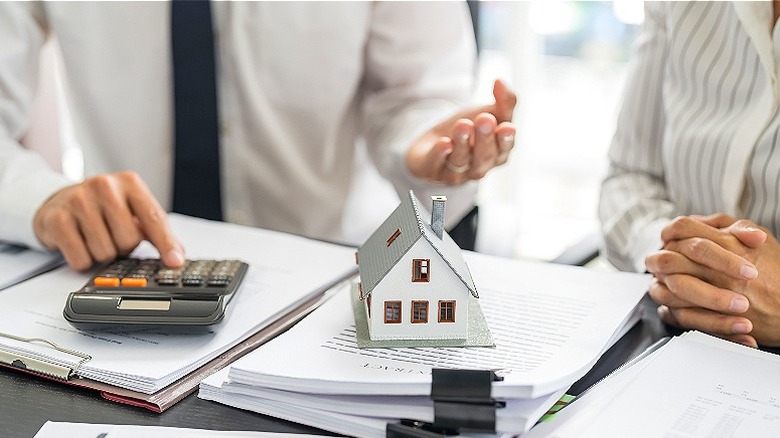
[0, 242, 63, 290]
[225, 252, 650, 399]
[0, 214, 357, 393]
[524, 345, 661, 437]
[33, 421, 324, 438]
[528, 331, 780, 438]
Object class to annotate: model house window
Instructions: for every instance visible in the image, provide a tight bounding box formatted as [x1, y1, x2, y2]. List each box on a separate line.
[411, 300, 429, 323]
[412, 259, 430, 282]
[386, 228, 401, 246]
[438, 300, 455, 323]
[384, 301, 402, 324]
[366, 295, 371, 318]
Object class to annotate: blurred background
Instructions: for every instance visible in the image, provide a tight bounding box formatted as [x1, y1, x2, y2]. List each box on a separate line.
[24, 1, 644, 263]
[473, 1, 643, 261]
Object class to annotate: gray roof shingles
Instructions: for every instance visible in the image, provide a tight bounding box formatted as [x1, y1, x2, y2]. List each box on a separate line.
[357, 191, 478, 299]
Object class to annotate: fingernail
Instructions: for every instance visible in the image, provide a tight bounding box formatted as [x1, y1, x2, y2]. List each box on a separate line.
[732, 321, 752, 334]
[501, 134, 514, 143]
[458, 132, 469, 143]
[730, 297, 749, 313]
[477, 123, 492, 134]
[166, 248, 185, 267]
[740, 263, 758, 280]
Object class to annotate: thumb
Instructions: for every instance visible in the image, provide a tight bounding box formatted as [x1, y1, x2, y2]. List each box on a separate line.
[729, 224, 768, 248]
[492, 79, 517, 123]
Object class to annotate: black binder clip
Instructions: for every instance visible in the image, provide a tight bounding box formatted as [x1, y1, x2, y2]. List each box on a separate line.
[386, 369, 504, 437]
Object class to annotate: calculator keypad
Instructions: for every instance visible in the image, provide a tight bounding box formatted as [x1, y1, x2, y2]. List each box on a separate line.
[92, 258, 245, 290]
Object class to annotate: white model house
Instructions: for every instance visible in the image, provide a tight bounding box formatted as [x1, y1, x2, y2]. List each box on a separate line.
[356, 191, 480, 342]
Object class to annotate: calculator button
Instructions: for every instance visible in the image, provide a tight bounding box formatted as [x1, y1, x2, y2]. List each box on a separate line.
[94, 277, 121, 287]
[157, 277, 180, 286]
[121, 277, 148, 287]
[207, 276, 231, 287]
[157, 265, 184, 286]
[182, 275, 205, 286]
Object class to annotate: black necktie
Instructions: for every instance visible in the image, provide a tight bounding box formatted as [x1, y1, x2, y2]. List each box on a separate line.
[171, 0, 223, 221]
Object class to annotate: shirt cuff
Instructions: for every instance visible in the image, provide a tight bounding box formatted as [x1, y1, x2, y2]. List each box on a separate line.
[629, 218, 669, 272]
[0, 170, 72, 250]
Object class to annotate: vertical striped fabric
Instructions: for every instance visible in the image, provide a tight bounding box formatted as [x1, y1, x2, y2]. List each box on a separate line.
[600, 2, 780, 271]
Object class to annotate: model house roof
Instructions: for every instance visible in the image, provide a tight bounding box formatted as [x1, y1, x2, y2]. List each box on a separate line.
[357, 191, 478, 299]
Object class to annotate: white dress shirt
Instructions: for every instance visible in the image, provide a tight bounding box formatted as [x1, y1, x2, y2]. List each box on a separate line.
[0, 2, 477, 249]
[600, 1, 780, 272]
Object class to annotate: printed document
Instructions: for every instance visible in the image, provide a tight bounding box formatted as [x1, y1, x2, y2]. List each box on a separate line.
[527, 331, 780, 438]
[199, 253, 649, 435]
[221, 252, 650, 399]
[0, 214, 356, 394]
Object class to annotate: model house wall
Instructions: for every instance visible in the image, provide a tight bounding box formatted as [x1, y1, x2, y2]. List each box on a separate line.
[366, 238, 469, 340]
[357, 191, 480, 343]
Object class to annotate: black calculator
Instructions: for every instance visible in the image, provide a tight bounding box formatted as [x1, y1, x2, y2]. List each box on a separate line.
[63, 258, 248, 328]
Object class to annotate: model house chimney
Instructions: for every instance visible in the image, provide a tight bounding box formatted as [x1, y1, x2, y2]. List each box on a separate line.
[431, 196, 446, 239]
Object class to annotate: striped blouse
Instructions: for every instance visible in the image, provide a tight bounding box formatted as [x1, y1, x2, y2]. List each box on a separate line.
[599, 1, 780, 271]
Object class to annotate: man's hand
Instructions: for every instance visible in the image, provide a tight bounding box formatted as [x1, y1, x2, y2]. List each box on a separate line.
[406, 79, 517, 185]
[33, 171, 185, 271]
[645, 214, 780, 347]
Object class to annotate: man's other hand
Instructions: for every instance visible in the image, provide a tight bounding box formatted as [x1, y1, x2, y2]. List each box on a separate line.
[406, 79, 517, 185]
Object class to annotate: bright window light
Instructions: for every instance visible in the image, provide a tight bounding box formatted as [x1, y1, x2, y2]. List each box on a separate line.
[613, 1, 644, 25]
[529, 1, 579, 35]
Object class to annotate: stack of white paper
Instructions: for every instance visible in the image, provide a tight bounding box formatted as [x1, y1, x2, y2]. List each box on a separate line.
[0, 214, 357, 394]
[199, 252, 651, 437]
[526, 331, 780, 438]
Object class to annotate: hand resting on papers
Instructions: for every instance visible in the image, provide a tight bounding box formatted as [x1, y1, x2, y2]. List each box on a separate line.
[645, 214, 780, 348]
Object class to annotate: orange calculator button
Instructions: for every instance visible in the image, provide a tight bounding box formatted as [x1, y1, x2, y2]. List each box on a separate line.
[94, 277, 120, 287]
[121, 277, 148, 287]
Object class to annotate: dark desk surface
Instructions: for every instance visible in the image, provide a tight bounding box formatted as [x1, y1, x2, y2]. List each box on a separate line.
[1, 295, 670, 438]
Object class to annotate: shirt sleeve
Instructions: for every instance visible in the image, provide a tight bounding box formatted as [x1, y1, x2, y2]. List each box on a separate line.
[598, 3, 678, 272]
[0, 3, 72, 249]
[359, 1, 478, 228]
